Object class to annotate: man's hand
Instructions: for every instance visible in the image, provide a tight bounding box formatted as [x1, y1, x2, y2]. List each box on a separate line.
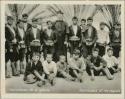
[10, 49, 13, 52]
[64, 41, 68, 47]
[12, 39, 17, 43]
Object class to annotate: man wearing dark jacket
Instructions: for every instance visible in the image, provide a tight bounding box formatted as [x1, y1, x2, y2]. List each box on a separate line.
[5, 16, 20, 77]
[54, 10, 69, 61]
[68, 17, 82, 55]
[82, 17, 97, 58]
[86, 48, 114, 81]
[42, 21, 57, 59]
[26, 18, 43, 60]
[16, 19, 26, 74]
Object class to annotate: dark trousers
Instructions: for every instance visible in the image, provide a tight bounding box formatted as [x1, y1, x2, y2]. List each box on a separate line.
[55, 43, 67, 62]
[82, 43, 94, 58]
[19, 48, 26, 61]
[112, 45, 120, 58]
[86, 65, 105, 76]
[108, 66, 118, 75]
[70, 41, 80, 55]
[5, 44, 19, 62]
[96, 43, 106, 57]
[43, 45, 55, 59]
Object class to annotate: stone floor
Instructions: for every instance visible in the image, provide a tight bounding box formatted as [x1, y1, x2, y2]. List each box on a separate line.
[6, 72, 121, 94]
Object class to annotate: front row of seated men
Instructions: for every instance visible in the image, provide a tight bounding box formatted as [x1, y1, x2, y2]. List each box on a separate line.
[23, 48, 121, 87]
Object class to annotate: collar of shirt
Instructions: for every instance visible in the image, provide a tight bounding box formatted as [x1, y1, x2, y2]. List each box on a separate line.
[97, 30, 109, 44]
[46, 28, 52, 37]
[18, 27, 25, 40]
[32, 27, 37, 39]
[24, 23, 27, 31]
[72, 25, 78, 36]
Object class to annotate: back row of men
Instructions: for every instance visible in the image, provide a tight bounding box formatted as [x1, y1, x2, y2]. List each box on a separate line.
[5, 11, 121, 82]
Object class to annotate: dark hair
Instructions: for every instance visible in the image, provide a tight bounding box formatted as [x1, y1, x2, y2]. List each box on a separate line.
[22, 13, 28, 18]
[46, 20, 52, 24]
[100, 22, 105, 26]
[73, 49, 80, 55]
[59, 55, 65, 59]
[92, 48, 99, 52]
[72, 16, 78, 21]
[107, 47, 113, 52]
[17, 19, 23, 25]
[81, 19, 86, 22]
[32, 18, 38, 22]
[57, 10, 64, 14]
[46, 53, 53, 57]
[32, 52, 40, 57]
[7, 16, 13, 20]
[87, 17, 93, 21]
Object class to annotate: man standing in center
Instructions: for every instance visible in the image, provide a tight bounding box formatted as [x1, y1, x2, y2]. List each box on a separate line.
[68, 16, 82, 56]
[82, 17, 97, 58]
[54, 10, 69, 61]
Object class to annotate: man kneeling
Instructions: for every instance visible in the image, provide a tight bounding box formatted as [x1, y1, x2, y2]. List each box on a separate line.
[86, 48, 114, 81]
[24, 52, 45, 86]
[42, 53, 57, 86]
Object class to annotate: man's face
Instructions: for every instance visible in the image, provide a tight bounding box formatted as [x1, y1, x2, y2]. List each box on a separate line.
[100, 24, 105, 30]
[47, 22, 52, 29]
[60, 56, 66, 63]
[73, 54, 79, 60]
[22, 17, 28, 23]
[87, 20, 93, 26]
[107, 50, 113, 57]
[57, 13, 63, 20]
[32, 21, 37, 28]
[72, 19, 78, 25]
[46, 54, 52, 63]
[92, 51, 98, 57]
[32, 55, 39, 62]
[18, 22, 24, 29]
[81, 21, 86, 25]
[8, 19, 13, 25]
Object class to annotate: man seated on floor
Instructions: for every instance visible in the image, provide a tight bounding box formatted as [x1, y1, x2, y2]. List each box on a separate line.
[68, 49, 86, 82]
[42, 53, 57, 86]
[23, 52, 45, 85]
[56, 55, 74, 81]
[103, 47, 121, 75]
[86, 48, 114, 81]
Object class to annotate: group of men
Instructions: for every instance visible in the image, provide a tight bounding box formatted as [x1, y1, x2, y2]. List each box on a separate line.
[5, 10, 121, 86]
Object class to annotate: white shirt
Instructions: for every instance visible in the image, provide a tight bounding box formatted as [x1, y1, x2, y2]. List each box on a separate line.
[32, 27, 37, 39]
[117, 57, 121, 68]
[24, 23, 27, 32]
[103, 54, 118, 68]
[88, 26, 92, 37]
[46, 28, 52, 37]
[72, 25, 78, 36]
[42, 60, 57, 75]
[18, 27, 25, 40]
[7, 25, 16, 38]
[97, 30, 110, 44]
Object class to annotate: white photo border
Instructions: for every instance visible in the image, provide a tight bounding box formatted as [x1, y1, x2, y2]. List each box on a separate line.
[0, 0, 125, 99]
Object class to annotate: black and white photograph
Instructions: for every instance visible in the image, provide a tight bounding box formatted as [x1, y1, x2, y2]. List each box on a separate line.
[0, 0, 125, 99]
